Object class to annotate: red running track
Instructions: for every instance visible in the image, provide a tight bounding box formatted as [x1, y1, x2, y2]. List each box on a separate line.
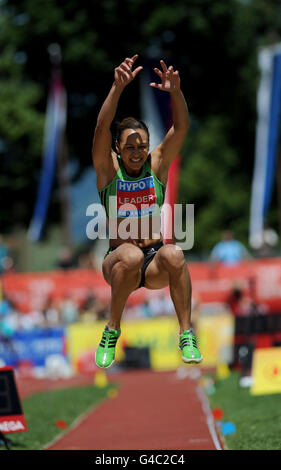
[43, 369, 223, 451]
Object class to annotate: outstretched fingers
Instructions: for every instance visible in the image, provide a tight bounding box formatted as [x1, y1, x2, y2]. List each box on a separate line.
[120, 62, 131, 73]
[125, 55, 143, 77]
[132, 65, 143, 78]
[160, 59, 168, 72]
[149, 66, 163, 89]
[153, 67, 162, 78]
[130, 54, 139, 64]
[149, 81, 160, 89]
[150, 60, 180, 91]
[124, 54, 140, 70]
[115, 54, 143, 85]
[115, 66, 128, 83]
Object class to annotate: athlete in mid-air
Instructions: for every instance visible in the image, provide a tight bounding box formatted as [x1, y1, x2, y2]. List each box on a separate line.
[92, 54, 202, 368]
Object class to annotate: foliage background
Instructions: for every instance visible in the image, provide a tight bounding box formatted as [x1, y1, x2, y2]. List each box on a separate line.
[0, 0, 280, 264]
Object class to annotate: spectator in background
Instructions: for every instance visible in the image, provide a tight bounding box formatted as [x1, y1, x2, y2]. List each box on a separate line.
[1, 256, 15, 273]
[80, 290, 109, 322]
[0, 292, 19, 365]
[254, 226, 279, 258]
[140, 300, 151, 318]
[57, 246, 75, 270]
[77, 247, 98, 271]
[226, 280, 267, 317]
[0, 233, 8, 274]
[0, 293, 19, 350]
[210, 231, 250, 266]
[148, 294, 166, 317]
[60, 293, 79, 324]
[226, 283, 247, 316]
[42, 296, 61, 326]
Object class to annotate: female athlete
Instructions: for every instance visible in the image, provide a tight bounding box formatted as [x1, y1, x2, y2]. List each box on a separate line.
[92, 54, 202, 368]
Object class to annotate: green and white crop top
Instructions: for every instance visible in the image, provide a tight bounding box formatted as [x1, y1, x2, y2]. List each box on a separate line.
[98, 156, 166, 219]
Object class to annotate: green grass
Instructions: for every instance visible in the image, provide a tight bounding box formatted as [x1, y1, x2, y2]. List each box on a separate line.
[1, 383, 117, 450]
[207, 372, 281, 450]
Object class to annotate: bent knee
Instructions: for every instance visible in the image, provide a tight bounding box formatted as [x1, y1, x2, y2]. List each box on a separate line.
[117, 245, 144, 271]
[158, 244, 185, 272]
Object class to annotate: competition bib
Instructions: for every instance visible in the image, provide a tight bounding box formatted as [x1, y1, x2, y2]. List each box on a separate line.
[116, 176, 157, 218]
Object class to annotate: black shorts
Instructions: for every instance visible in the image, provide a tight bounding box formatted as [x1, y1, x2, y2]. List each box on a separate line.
[104, 241, 164, 289]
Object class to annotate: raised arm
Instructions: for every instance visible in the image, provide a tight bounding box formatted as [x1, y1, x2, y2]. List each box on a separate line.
[150, 61, 189, 175]
[92, 55, 143, 175]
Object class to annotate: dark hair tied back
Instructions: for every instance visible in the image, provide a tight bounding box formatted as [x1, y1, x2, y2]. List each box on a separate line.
[114, 117, 149, 144]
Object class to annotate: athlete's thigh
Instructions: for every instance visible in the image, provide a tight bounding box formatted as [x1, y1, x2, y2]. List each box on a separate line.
[102, 243, 143, 285]
[143, 249, 169, 290]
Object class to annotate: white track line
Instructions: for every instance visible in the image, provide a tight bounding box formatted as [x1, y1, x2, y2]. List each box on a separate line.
[196, 385, 224, 450]
[43, 403, 97, 450]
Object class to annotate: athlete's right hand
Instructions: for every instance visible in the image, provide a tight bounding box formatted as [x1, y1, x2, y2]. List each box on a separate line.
[114, 55, 143, 88]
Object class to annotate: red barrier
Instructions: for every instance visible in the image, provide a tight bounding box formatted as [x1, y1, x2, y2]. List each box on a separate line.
[189, 258, 281, 313]
[1, 257, 281, 314]
[1, 269, 149, 313]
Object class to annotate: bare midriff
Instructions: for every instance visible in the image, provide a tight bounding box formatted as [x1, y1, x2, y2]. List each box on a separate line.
[108, 215, 163, 249]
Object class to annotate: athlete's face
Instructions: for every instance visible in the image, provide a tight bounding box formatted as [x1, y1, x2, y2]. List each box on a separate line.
[116, 128, 149, 175]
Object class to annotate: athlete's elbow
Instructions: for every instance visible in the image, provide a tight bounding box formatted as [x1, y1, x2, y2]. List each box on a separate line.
[95, 115, 112, 132]
[95, 120, 105, 134]
[175, 115, 189, 133]
[174, 121, 189, 137]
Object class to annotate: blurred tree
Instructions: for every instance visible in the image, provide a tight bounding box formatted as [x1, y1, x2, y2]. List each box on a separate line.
[0, 0, 280, 254]
[179, 117, 250, 254]
[0, 11, 45, 230]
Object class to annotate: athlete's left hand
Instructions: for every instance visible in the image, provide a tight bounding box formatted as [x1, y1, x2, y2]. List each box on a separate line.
[150, 60, 181, 93]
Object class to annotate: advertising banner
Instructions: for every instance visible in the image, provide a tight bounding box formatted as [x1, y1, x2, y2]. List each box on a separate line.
[251, 347, 281, 395]
[0, 327, 66, 368]
[66, 318, 183, 372]
[2, 258, 281, 315]
[0, 367, 27, 434]
[196, 312, 235, 366]
[66, 315, 235, 372]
